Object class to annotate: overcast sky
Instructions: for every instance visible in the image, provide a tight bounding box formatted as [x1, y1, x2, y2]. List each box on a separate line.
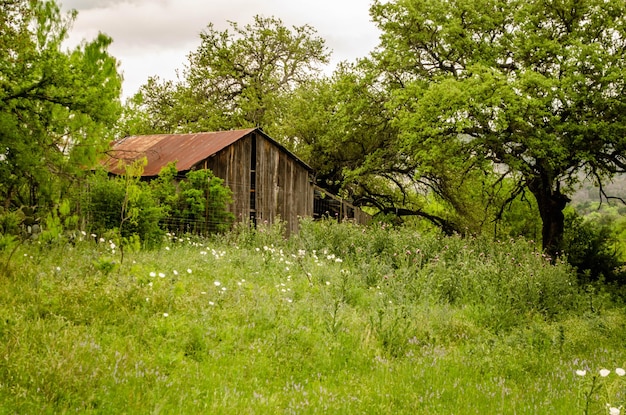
[59, 0, 382, 100]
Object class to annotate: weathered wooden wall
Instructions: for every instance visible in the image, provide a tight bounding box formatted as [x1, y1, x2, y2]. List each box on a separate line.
[199, 131, 313, 234]
[201, 134, 251, 225]
[255, 134, 313, 233]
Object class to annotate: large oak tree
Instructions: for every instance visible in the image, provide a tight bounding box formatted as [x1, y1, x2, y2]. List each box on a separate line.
[371, 0, 626, 256]
[122, 15, 329, 136]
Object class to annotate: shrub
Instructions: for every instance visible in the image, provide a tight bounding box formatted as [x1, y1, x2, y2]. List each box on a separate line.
[153, 164, 235, 235]
[562, 209, 626, 285]
[84, 170, 164, 248]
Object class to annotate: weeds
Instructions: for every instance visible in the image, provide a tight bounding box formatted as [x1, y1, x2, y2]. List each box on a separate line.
[0, 219, 624, 413]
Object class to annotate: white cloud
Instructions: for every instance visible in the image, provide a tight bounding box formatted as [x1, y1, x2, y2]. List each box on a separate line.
[61, 0, 381, 99]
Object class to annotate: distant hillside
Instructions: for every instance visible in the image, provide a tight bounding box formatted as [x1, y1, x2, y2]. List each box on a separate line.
[571, 173, 626, 206]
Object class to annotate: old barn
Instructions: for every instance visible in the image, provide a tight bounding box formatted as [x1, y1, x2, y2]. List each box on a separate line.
[104, 127, 369, 233]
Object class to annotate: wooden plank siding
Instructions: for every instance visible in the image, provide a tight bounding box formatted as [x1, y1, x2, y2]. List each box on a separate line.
[201, 131, 313, 234]
[201, 134, 252, 226]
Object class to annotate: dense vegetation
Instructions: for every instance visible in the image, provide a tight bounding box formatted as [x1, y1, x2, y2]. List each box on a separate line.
[0, 220, 625, 413]
[1, 0, 626, 412]
[2, 0, 625, 266]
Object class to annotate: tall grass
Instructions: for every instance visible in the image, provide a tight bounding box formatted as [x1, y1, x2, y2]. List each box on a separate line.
[0, 220, 625, 413]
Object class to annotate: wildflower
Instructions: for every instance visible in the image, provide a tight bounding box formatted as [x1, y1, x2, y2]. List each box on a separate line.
[163, 313, 169, 317]
[187, 268, 192, 274]
[201, 291, 207, 295]
[146, 297, 149, 302]
[149, 272, 156, 277]
[110, 242, 116, 250]
[200, 251, 207, 255]
[325, 281, 331, 285]
[55, 266, 61, 272]
[214, 281, 221, 286]
[165, 246, 170, 251]
[99, 237, 105, 243]
[173, 270, 179, 276]
[158, 272, 165, 278]
[575, 370, 587, 377]
[617, 368, 626, 376]
[208, 301, 215, 306]
[608, 406, 621, 415]
[600, 369, 611, 377]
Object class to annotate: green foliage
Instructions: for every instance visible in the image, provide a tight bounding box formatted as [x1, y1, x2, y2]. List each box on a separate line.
[2, 220, 626, 413]
[84, 170, 164, 249]
[121, 15, 329, 135]
[153, 164, 235, 235]
[39, 200, 78, 245]
[0, 0, 122, 212]
[369, 0, 626, 256]
[562, 209, 626, 285]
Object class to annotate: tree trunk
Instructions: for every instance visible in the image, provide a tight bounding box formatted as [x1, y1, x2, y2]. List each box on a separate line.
[527, 177, 570, 259]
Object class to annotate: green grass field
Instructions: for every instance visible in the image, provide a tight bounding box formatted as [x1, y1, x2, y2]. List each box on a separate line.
[1, 219, 625, 414]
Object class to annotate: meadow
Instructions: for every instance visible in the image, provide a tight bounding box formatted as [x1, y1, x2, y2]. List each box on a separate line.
[1, 219, 625, 414]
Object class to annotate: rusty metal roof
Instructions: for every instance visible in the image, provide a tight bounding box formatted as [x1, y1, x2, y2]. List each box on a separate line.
[103, 128, 267, 177]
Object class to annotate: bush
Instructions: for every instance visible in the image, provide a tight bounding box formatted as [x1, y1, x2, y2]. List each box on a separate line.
[153, 164, 235, 235]
[84, 170, 164, 248]
[562, 209, 626, 285]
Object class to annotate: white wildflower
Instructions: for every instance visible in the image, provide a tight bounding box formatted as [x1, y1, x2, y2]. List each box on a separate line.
[575, 370, 587, 377]
[600, 369, 611, 377]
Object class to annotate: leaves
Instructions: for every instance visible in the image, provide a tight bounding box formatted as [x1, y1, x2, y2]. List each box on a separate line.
[371, 0, 626, 254]
[124, 15, 329, 135]
[0, 0, 122, 210]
